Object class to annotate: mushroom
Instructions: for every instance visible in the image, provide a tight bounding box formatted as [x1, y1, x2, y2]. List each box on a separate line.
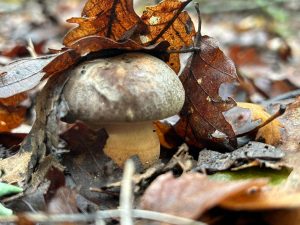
[61, 53, 185, 168]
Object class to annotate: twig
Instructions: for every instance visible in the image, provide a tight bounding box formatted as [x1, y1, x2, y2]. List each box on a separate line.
[0, 209, 207, 225]
[27, 38, 38, 59]
[120, 160, 135, 225]
[236, 104, 286, 137]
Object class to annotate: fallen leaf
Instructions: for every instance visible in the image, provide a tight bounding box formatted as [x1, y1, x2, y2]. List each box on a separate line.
[237, 102, 283, 145]
[47, 187, 78, 215]
[63, 0, 145, 46]
[61, 123, 123, 206]
[220, 188, 300, 210]
[153, 121, 181, 149]
[141, 0, 195, 73]
[0, 105, 26, 132]
[0, 54, 60, 98]
[141, 172, 267, 220]
[0, 93, 27, 107]
[210, 167, 291, 186]
[196, 141, 285, 172]
[0, 151, 31, 184]
[175, 35, 238, 146]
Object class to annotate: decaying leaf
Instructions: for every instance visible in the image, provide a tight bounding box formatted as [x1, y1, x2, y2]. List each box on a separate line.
[141, 0, 196, 73]
[141, 172, 267, 220]
[196, 141, 285, 172]
[237, 102, 283, 145]
[63, 0, 145, 46]
[175, 35, 238, 146]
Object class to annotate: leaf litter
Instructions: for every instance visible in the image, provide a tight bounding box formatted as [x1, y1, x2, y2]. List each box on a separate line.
[0, 0, 300, 224]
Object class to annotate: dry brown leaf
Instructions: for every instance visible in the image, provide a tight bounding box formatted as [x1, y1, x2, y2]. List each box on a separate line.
[175, 35, 238, 146]
[0, 106, 26, 132]
[0, 151, 31, 184]
[141, 172, 267, 220]
[141, 0, 195, 73]
[63, 0, 144, 46]
[220, 188, 300, 210]
[237, 102, 283, 146]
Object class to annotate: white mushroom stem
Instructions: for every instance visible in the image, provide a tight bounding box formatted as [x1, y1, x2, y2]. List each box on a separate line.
[103, 122, 160, 168]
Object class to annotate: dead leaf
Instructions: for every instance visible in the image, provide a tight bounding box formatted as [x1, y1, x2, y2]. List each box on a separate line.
[220, 188, 300, 210]
[0, 151, 31, 184]
[47, 187, 78, 215]
[141, 172, 267, 220]
[0, 54, 60, 98]
[175, 35, 238, 146]
[61, 123, 123, 206]
[153, 121, 181, 149]
[0, 93, 27, 107]
[63, 0, 145, 46]
[237, 102, 283, 145]
[0, 105, 26, 132]
[141, 0, 195, 73]
[196, 142, 285, 172]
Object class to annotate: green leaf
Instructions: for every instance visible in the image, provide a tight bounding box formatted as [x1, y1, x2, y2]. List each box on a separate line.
[0, 203, 12, 216]
[0, 182, 23, 197]
[209, 167, 291, 185]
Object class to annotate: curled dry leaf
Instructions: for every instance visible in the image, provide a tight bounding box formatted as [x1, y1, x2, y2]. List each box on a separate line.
[141, 0, 196, 73]
[175, 36, 238, 146]
[237, 102, 283, 146]
[141, 172, 267, 220]
[63, 0, 145, 46]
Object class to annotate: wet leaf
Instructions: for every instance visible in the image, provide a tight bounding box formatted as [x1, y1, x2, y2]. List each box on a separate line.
[141, 172, 267, 220]
[63, 0, 144, 46]
[237, 102, 283, 145]
[175, 36, 238, 146]
[141, 0, 196, 73]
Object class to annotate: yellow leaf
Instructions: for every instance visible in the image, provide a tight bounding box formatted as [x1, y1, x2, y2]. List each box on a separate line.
[237, 102, 283, 146]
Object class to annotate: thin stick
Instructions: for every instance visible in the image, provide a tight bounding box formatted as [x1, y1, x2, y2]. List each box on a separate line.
[26, 38, 38, 58]
[120, 160, 135, 225]
[0, 209, 207, 225]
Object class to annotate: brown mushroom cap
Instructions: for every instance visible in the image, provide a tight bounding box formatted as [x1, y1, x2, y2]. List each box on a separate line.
[62, 53, 185, 126]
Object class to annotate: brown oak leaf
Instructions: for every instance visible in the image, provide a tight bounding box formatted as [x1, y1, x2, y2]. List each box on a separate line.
[141, 0, 196, 73]
[175, 35, 238, 146]
[141, 173, 267, 220]
[63, 0, 145, 46]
